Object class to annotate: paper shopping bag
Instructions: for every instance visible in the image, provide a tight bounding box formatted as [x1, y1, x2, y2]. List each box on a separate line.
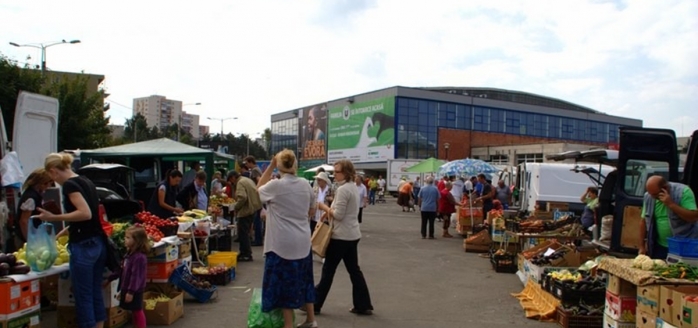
[311, 220, 332, 258]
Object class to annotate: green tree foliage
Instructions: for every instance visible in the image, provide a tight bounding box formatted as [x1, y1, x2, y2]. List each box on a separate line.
[0, 56, 45, 138]
[43, 75, 111, 150]
[120, 114, 197, 146]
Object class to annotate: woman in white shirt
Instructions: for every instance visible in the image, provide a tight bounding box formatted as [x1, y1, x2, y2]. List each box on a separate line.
[315, 159, 374, 316]
[311, 172, 332, 233]
[257, 150, 318, 328]
[355, 175, 368, 223]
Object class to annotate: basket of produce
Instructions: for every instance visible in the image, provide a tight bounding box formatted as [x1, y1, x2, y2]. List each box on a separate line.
[551, 275, 606, 305]
[168, 264, 217, 303]
[556, 305, 603, 328]
[490, 249, 517, 274]
[192, 265, 231, 286]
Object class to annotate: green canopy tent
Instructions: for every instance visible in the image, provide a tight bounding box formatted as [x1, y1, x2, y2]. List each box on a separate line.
[80, 138, 237, 200]
[405, 157, 446, 173]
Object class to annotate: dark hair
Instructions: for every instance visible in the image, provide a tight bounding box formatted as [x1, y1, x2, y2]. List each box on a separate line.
[164, 169, 183, 184]
[477, 173, 487, 179]
[195, 171, 207, 181]
[127, 225, 151, 254]
[244, 156, 256, 165]
[191, 161, 201, 168]
[227, 171, 240, 181]
[588, 187, 599, 195]
[317, 167, 325, 173]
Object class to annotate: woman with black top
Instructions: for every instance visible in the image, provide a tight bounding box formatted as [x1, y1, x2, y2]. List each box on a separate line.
[147, 169, 183, 218]
[37, 153, 107, 328]
[13, 168, 53, 251]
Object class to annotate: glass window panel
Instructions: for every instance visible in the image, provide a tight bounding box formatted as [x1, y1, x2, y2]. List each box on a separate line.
[549, 116, 561, 139]
[491, 109, 504, 133]
[418, 101, 429, 114]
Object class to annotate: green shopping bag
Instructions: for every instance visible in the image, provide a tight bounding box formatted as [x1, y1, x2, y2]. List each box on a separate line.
[247, 288, 293, 328]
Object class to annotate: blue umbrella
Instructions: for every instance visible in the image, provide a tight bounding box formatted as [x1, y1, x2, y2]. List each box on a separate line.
[437, 158, 499, 178]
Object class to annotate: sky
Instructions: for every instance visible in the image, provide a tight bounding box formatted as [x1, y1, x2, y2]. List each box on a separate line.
[1, 0, 697, 137]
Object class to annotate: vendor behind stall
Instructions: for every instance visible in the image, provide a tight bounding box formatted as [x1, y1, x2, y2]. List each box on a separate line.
[147, 169, 183, 218]
[177, 171, 208, 211]
[640, 176, 698, 259]
[580, 186, 599, 230]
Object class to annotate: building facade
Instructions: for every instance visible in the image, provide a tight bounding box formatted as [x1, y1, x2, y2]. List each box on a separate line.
[271, 86, 643, 170]
[182, 112, 200, 139]
[199, 125, 210, 138]
[133, 95, 208, 139]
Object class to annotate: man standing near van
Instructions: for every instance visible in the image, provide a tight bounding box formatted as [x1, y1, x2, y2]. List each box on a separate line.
[640, 176, 698, 259]
[476, 174, 495, 216]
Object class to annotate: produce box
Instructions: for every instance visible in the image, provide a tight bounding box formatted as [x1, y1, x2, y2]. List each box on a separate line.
[0, 278, 40, 320]
[607, 274, 636, 297]
[603, 313, 634, 328]
[57, 306, 127, 328]
[178, 240, 192, 259]
[41, 275, 59, 304]
[463, 241, 490, 253]
[458, 214, 483, 228]
[656, 317, 679, 328]
[605, 290, 637, 322]
[168, 264, 217, 303]
[58, 274, 119, 308]
[193, 266, 231, 286]
[660, 285, 698, 327]
[178, 255, 192, 271]
[637, 285, 660, 315]
[636, 310, 657, 328]
[465, 229, 491, 246]
[492, 229, 518, 243]
[147, 260, 179, 283]
[521, 240, 562, 259]
[148, 242, 179, 263]
[547, 202, 569, 212]
[681, 297, 698, 328]
[207, 251, 238, 269]
[0, 309, 40, 328]
[555, 306, 603, 328]
[143, 291, 184, 325]
[490, 253, 517, 274]
[668, 238, 698, 258]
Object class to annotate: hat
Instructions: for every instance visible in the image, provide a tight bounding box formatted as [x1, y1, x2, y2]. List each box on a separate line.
[315, 172, 331, 185]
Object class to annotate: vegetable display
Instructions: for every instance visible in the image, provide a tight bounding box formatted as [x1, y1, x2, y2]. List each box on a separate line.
[530, 248, 569, 266]
[0, 252, 30, 276]
[136, 211, 178, 228]
[143, 224, 165, 242]
[144, 294, 172, 310]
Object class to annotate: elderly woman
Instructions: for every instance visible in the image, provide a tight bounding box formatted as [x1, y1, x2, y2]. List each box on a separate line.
[257, 150, 318, 328]
[398, 181, 414, 212]
[311, 172, 333, 233]
[14, 168, 53, 251]
[439, 181, 458, 238]
[37, 153, 107, 328]
[314, 159, 374, 316]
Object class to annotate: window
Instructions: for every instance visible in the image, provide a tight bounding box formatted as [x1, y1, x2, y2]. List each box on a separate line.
[624, 160, 669, 196]
[609, 124, 620, 143]
[490, 109, 505, 133]
[516, 153, 544, 164]
[533, 114, 548, 137]
[506, 111, 521, 135]
[457, 105, 472, 129]
[473, 107, 489, 131]
[489, 155, 509, 165]
[561, 118, 575, 139]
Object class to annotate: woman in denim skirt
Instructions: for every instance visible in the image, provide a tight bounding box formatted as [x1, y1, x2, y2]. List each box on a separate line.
[38, 153, 107, 328]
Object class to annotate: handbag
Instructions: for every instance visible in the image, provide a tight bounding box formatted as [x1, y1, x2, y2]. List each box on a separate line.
[103, 233, 122, 274]
[311, 218, 333, 258]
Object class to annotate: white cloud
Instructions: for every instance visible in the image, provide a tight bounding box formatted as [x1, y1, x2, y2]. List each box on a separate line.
[0, 0, 695, 137]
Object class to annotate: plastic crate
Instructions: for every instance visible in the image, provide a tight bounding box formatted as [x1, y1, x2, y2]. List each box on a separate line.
[195, 268, 232, 286]
[668, 237, 698, 258]
[491, 254, 517, 274]
[551, 280, 605, 305]
[208, 251, 238, 268]
[556, 306, 603, 328]
[168, 264, 218, 303]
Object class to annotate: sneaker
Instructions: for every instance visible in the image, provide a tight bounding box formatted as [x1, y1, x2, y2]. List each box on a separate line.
[297, 321, 318, 328]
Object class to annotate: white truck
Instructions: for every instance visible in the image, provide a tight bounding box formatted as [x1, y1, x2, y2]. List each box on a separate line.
[517, 162, 615, 214]
[386, 159, 423, 195]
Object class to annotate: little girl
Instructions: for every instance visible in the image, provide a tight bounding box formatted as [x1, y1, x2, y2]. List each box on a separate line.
[119, 225, 149, 328]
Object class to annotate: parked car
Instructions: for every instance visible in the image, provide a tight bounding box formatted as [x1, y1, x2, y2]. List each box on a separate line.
[78, 164, 142, 220]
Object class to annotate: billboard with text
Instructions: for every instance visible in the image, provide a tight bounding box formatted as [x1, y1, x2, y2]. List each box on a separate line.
[327, 97, 395, 163]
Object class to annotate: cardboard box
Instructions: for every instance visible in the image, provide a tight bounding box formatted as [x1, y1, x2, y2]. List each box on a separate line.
[607, 274, 637, 297]
[657, 317, 679, 328]
[0, 278, 41, 320]
[660, 286, 698, 327]
[637, 310, 657, 328]
[682, 299, 698, 328]
[143, 291, 184, 325]
[605, 290, 637, 322]
[0, 309, 40, 328]
[458, 214, 483, 227]
[463, 242, 490, 253]
[492, 229, 518, 243]
[638, 285, 661, 315]
[41, 275, 59, 304]
[178, 255, 192, 271]
[57, 306, 127, 328]
[148, 242, 179, 263]
[603, 313, 635, 328]
[147, 259, 178, 282]
[178, 241, 192, 259]
[58, 275, 119, 308]
[546, 202, 569, 212]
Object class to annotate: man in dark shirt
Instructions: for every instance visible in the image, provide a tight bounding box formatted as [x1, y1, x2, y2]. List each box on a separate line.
[243, 156, 264, 246]
[476, 173, 495, 216]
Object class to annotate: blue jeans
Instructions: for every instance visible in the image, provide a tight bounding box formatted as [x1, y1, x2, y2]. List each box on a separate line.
[68, 235, 107, 328]
[369, 190, 376, 205]
[253, 209, 264, 245]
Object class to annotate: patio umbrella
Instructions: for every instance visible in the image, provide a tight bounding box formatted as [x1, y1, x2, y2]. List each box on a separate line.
[405, 157, 446, 173]
[438, 158, 499, 178]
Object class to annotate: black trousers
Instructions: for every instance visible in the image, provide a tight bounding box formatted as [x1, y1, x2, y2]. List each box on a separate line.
[358, 207, 363, 224]
[309, 220, 318, 236]
[421, 211, 436, 238]
[236, 215, 254, 257]
[315, 239, 373, 312]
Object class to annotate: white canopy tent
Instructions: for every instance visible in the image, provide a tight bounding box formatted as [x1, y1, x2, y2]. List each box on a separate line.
[304, 164, 334, 173]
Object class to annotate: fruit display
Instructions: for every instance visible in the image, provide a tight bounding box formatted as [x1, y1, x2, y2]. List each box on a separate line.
[192, 266, 227, 275]
[194, 230, 209, 238]
[559, 302, 604, 316]
[548, 269, 582, 282]
[530, 248, 570, 266]
[143, 224, 165, 242]
[111, 222, 132, 256]
[177, 216, 194, 223]
[136, 211, 178, 229]
[0, 252, 30, 276]
[144, 294, 171, 310]
[183, 209, 207, 219]
[208, 195, 234, 208]
[183, 272, 213, 289]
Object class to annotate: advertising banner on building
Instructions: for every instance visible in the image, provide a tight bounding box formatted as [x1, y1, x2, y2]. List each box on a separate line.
[327, 97, 395, 163]
[299, 103, 328, 165]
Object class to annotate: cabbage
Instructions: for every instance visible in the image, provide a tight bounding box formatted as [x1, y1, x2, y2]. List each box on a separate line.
[653, 259, 668, 267]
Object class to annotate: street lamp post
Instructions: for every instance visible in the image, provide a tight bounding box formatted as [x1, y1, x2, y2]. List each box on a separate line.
[207, 117, 237, 138]
[178, 102, 201, 141]
[444, 142, 450, 161]
[9, 39, 81, 73]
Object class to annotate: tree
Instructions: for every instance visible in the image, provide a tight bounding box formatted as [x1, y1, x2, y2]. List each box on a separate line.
[0, 55, 45, 138]
[263, 127, 272, 154]
[43, 75, 112, 150]
[123, 113, 151, 142]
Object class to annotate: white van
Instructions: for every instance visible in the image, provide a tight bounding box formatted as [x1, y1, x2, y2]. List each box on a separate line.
[517, 162, 614, 214]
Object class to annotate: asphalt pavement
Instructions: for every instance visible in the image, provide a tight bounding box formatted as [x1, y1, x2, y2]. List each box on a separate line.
[43, 201, 553, 328]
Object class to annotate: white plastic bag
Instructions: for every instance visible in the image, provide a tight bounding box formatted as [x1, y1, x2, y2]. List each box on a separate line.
[451, 213, 458, 227]
[1, 151, 24, 188]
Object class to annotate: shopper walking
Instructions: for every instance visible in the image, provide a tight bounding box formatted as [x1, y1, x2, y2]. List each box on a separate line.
[355, 176, 368, 223]
[314, 159, 374, 316]
[418, 176, 440, 239]
[439, 182, 458, 238]
[38, 153, 107, 328]
[257, 150, 318, 328]
[227, 170, 262, 262]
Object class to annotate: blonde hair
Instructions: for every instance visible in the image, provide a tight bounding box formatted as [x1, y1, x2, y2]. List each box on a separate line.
[22, 168, 52, 192]
[44, 153, 74, 172]
[276, 149, 297, 174]
[334, 159, 355, 183]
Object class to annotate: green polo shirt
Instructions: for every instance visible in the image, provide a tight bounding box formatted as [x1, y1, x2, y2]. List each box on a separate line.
[642, 188, 698, 247]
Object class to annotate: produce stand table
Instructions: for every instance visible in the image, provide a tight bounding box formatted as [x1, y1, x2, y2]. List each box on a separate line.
[506, 231, 590, 254]
[1, 264, 69, 283]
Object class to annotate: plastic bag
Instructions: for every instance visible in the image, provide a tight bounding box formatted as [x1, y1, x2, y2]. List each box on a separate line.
[26, 217, 59, 272]
[247, 288, 290, 328]
[0, 151, 24, 188]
